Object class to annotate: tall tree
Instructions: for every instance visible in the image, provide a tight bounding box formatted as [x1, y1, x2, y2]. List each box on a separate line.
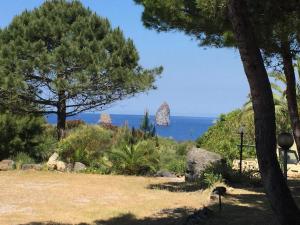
[134, 0, 300, 224]
[228, 1, 300, 224]
[0, 0, 162, 139]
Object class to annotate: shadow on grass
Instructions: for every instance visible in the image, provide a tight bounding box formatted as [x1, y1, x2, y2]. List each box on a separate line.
[147, 181, 203, 192]
[18, 207, 193, 225]
[18, 179, 300, 225]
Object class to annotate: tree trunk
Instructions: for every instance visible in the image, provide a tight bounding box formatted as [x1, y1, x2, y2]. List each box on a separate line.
[281, 42, 300, 156]
[228, 1, 300, 225]
[57, 91, 66, 140]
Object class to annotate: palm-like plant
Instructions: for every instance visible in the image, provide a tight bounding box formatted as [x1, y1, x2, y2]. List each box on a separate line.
[110, 141, 159, 175]
[241, 71, 290, 133]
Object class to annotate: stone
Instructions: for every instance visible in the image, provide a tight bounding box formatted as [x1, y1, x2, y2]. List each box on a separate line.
[185, 148, 222, 182]
[21, 164, 42, 171]
[56, 161, 66, 172]
[155, 102, 170, 126]
[155, 170, 177, 178]
[99, 113, 112, 125]
[47, 153, 59, 170]
[66, 163, 73, 172]
[0, 159, 15, 171]
[74, 162, 86, 172]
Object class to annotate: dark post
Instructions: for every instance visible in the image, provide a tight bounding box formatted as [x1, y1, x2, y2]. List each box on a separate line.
[239, 126, 244, 174]
[284, 148, 288, 179]
[277, 132, 294, 182]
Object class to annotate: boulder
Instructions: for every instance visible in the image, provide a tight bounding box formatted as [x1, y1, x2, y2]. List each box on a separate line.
[66, 163, 73, 172]
[0, 159, 15, 171]
[155, 170, 177, 178]
[47, 153, 59, 170]
[186, 148, 222, 182]
[74, 162, 86, 172]
[155, 102, 170, 126]
[56, 161, 66, 172]
[21, 164, 42, 171]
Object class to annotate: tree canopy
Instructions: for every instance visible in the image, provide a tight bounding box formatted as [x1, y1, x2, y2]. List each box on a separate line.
[0, 0, 162, 139]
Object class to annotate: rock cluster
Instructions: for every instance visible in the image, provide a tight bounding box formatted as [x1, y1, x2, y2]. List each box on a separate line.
[185, 147, 222, 182]
[46, 153, 86, 172]
[155, 102, 170, 126]
[99, 113, 112, 125]
[0, 159, 15, 171]
[21, 164, 43, 171]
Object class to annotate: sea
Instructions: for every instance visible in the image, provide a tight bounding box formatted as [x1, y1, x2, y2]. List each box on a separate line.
[46, 114, 216, 141]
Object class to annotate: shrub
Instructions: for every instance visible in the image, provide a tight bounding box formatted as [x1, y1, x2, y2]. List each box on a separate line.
[58, 125, 113, 165]
[110, 140, 160, 175]
[196, 110, 256, 161]
[0, 113, 46, 160]
[65, 120, 86, 130]
[203, 172, 223, 188]
[14, 152, 35, 169]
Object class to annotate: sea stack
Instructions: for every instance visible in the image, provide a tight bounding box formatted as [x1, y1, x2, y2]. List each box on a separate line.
[99, 113, 112, 125]
[155, 102, 170, 126]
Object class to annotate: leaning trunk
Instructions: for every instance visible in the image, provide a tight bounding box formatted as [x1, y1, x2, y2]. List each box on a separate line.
[281, 42, 300, 156]
[228, 1, 300, 224]
[57, 91, 66, 140]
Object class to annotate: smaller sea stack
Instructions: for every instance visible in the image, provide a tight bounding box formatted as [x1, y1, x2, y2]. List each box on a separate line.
[99, 113, 112, 125]
[156, 102, 170, 126]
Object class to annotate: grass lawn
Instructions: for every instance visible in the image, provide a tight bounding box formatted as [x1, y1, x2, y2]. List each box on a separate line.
[0, 171, 299, 225]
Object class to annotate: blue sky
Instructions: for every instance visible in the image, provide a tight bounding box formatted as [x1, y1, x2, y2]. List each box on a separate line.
[0, 0, 249, 117]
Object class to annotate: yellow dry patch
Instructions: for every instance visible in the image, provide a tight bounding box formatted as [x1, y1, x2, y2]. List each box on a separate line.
[0, 171, 207, 225]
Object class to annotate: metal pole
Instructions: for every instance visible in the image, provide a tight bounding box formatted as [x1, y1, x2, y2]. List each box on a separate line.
[284, 148, 288, 181]
[239, 131, 244, 174]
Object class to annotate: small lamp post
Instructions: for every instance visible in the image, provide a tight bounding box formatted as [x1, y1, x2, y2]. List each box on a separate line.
[278, 132, 294, 181]
[239, 125, 245, 174]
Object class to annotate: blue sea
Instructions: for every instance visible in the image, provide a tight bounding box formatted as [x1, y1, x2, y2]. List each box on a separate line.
[46, 114, 215, 141]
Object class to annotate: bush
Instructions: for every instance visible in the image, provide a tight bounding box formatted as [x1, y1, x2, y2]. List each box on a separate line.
[58, 125, 113, 165]
[0, 113, 46, 160]
[110, 140, 160, 175]
[65, 120, 86, 130]
[196, 110, 256, 161]
[202, 172, 223, 188]
[14, 152, 35, 169]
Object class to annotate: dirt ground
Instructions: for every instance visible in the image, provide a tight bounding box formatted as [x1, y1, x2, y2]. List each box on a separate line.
[0, 171, 299, 225]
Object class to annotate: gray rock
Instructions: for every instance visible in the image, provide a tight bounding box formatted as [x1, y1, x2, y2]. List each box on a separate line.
[155, 170, 177, 178]
[99, 113, 112, 125]
[66, 163, 73, 172]
[21, 164, 42, 171]
[74, 162, 86, 172]
[0, 159, 15, 171]
[185, 148, 222, 182]
[155, 102, 170, 126]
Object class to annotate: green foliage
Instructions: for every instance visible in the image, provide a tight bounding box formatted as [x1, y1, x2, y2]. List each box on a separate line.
[0, 0, 162, 136]
[58, 125, 113, 165]
[0, 113, 46, 161]
[140, 111, 156, 139]
[14, 152, 35, 170]
[158, 138, 193, 175]
[203, 172, 223, 188]
[110, 141, 160, 175]
[197, 110, 256, 161]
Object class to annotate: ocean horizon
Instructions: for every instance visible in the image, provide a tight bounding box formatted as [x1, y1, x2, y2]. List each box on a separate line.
[46, 113, 216, 141]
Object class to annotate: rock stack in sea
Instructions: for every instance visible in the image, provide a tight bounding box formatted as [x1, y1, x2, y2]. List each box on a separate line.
[99, 113, 112, 125]
[155, 102, 170, 126]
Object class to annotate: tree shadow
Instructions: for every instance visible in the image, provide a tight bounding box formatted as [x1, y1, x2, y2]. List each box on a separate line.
[18, 207, 194, 225]
[147, 181, 203, 192]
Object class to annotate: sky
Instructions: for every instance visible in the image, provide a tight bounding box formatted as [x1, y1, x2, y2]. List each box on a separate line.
[0, 0, 250, 117]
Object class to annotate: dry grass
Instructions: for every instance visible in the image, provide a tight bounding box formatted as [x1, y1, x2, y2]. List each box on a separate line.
[0, 171, 207, 225]
[0, 171, 299, 225]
